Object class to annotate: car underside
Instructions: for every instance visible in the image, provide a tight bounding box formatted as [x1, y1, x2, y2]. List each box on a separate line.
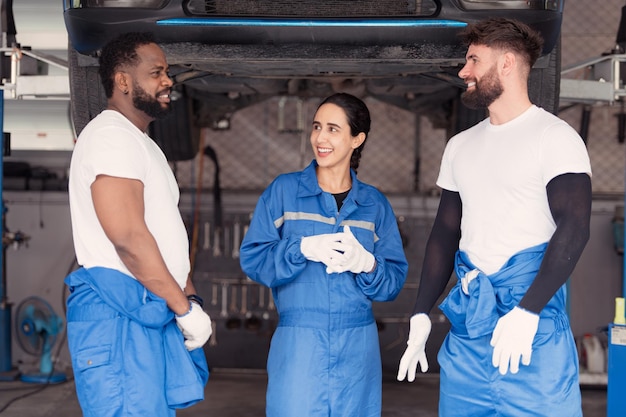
[64, 0, 564, 160]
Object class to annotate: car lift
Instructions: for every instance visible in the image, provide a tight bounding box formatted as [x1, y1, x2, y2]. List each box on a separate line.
[0, 0, 67, 381]
[0, 0, 18, 381]
[559, 8, 626, 412]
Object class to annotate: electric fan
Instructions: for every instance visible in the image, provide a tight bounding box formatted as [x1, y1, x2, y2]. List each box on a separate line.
[14, 296, 67, 383]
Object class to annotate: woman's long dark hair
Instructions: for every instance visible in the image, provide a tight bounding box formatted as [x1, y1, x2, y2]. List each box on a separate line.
[317, 93, 370, 173]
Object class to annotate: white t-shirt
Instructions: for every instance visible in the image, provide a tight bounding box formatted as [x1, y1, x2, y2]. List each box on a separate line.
[69, 110, 190, 288]
[437, 105, 592, 274]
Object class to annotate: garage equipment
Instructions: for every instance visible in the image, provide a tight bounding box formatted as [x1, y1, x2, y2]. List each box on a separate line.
[608, 299, 626, 417]
[0, 91, 10, 379]
[0, 38, 15, 380]
[14, 296, 66, 384]
[558, 9, 626, 412]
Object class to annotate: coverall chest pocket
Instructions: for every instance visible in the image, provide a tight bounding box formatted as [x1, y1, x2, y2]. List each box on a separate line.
[346, 224, 375, 253]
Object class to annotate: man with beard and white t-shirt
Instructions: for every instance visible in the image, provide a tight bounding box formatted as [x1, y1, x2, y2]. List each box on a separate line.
[65, 32, 212, 417]
[397, 18, 591, 417]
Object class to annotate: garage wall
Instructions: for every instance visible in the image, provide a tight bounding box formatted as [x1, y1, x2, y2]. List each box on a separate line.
[2, 0, 626, 374]
[2, 190, 621, 374]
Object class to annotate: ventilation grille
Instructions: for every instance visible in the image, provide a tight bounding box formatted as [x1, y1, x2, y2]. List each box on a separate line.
[186, 0, 438, 17]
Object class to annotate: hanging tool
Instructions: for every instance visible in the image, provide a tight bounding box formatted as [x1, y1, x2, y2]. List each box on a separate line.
[258, 283, 270, 320]
[209, 321, 217, 347]
[226, 284, 241, 329]
[258, 285, 265, 309]
[213, 229, 222, 258]
[244, 280, 262, 331]
[203, 221, 210, 251]
[232, 219, 241, 259]
[220, 283, 228, 318]
[224, 225, 230, 258]
[211, 283, 218, 306]
[240, 284, 248, 317]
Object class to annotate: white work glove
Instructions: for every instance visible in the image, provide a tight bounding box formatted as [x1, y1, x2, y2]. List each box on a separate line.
[325, 226, 375, 274]
[300, 232, 348, 266]
[490, 306, 539, 375]
[397, 313, 432, 382]
[175, 302, 213, 351]
[461, 269, 479, 295]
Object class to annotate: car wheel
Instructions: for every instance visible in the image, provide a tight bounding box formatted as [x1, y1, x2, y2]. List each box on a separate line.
[448, 37, 561, 136]
[68, 44, 198, 161]
[448, 96, 487, 137]
[68, 43, 106, 137]
[528, 37, 561, 115]
[149, 90, 200, 161]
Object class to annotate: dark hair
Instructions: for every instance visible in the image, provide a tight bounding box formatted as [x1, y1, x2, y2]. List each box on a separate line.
[316, 93, 371, 173]
[459, 18, 544, 70]
[99, 32, 157, 98]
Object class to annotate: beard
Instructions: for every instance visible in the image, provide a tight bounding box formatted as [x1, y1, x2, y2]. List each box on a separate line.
[460, 64, 503, 109]
[132, 82, 171, 119]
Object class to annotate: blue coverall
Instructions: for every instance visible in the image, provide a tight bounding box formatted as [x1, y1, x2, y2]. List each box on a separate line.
[64, 267, 209, 417]
[438, 244, 582, 417]
[240, 160, 408, 417]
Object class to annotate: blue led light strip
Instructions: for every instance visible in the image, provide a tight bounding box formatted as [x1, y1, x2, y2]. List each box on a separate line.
[157, 18, 467, 28]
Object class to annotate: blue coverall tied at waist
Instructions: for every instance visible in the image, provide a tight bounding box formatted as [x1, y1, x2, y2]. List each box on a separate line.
[437, 243, 582, 417]
[64, 267, 209, 417]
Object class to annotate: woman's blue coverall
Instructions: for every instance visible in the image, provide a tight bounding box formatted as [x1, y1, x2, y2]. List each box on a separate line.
[240, 161, 408, 417]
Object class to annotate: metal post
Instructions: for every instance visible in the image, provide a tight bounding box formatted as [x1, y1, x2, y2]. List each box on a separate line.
[0, 86, 14, 378]
[622, 182, 626, 298]
[606, 148, 626, 417]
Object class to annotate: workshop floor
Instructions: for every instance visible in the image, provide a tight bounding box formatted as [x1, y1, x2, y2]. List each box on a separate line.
[0, 369, 609, 417]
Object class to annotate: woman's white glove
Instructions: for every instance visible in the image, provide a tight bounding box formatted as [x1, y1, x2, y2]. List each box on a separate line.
[397, 313, 432, 382]
[490, 306, 539, 375]
[175, 302, 213, 351]
[300, 232, 347, 266]
[325, 226, 375, 274]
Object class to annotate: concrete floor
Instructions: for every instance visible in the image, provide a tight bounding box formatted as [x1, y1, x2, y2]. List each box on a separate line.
[0, 369, 609, 416]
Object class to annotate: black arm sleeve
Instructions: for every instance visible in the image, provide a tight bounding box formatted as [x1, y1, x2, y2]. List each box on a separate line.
[518, 173, 592, 314]
[411, 190, 462, 315]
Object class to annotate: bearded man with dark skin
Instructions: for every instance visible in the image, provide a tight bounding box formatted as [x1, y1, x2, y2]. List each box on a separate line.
[65, 32, 212, 417]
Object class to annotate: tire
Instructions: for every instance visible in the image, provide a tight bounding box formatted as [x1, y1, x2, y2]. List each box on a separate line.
[448, 96, 487, 137]
[448, 37, 561, 136]
[68, 44, 198, 161]
[68, 44, 106, 137]
[149, 91, 200, 161]
[528, 37, 561, 115]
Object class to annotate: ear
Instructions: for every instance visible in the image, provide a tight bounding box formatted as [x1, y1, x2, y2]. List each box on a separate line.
[114, 71, 129, 95]
[500, 51, 516, 76]
[352, 132, 366, 149]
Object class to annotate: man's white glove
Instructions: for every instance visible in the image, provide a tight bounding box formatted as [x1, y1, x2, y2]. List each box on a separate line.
[397, 313, 432, 382]
[300, 232, 348, 266]
[490, 306, 539, 375]
[175, 302, 213, 351]
[325, 226, 375, 274]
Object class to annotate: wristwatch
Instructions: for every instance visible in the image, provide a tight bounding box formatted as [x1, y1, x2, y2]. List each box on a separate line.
[187, 294, 204, 308]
